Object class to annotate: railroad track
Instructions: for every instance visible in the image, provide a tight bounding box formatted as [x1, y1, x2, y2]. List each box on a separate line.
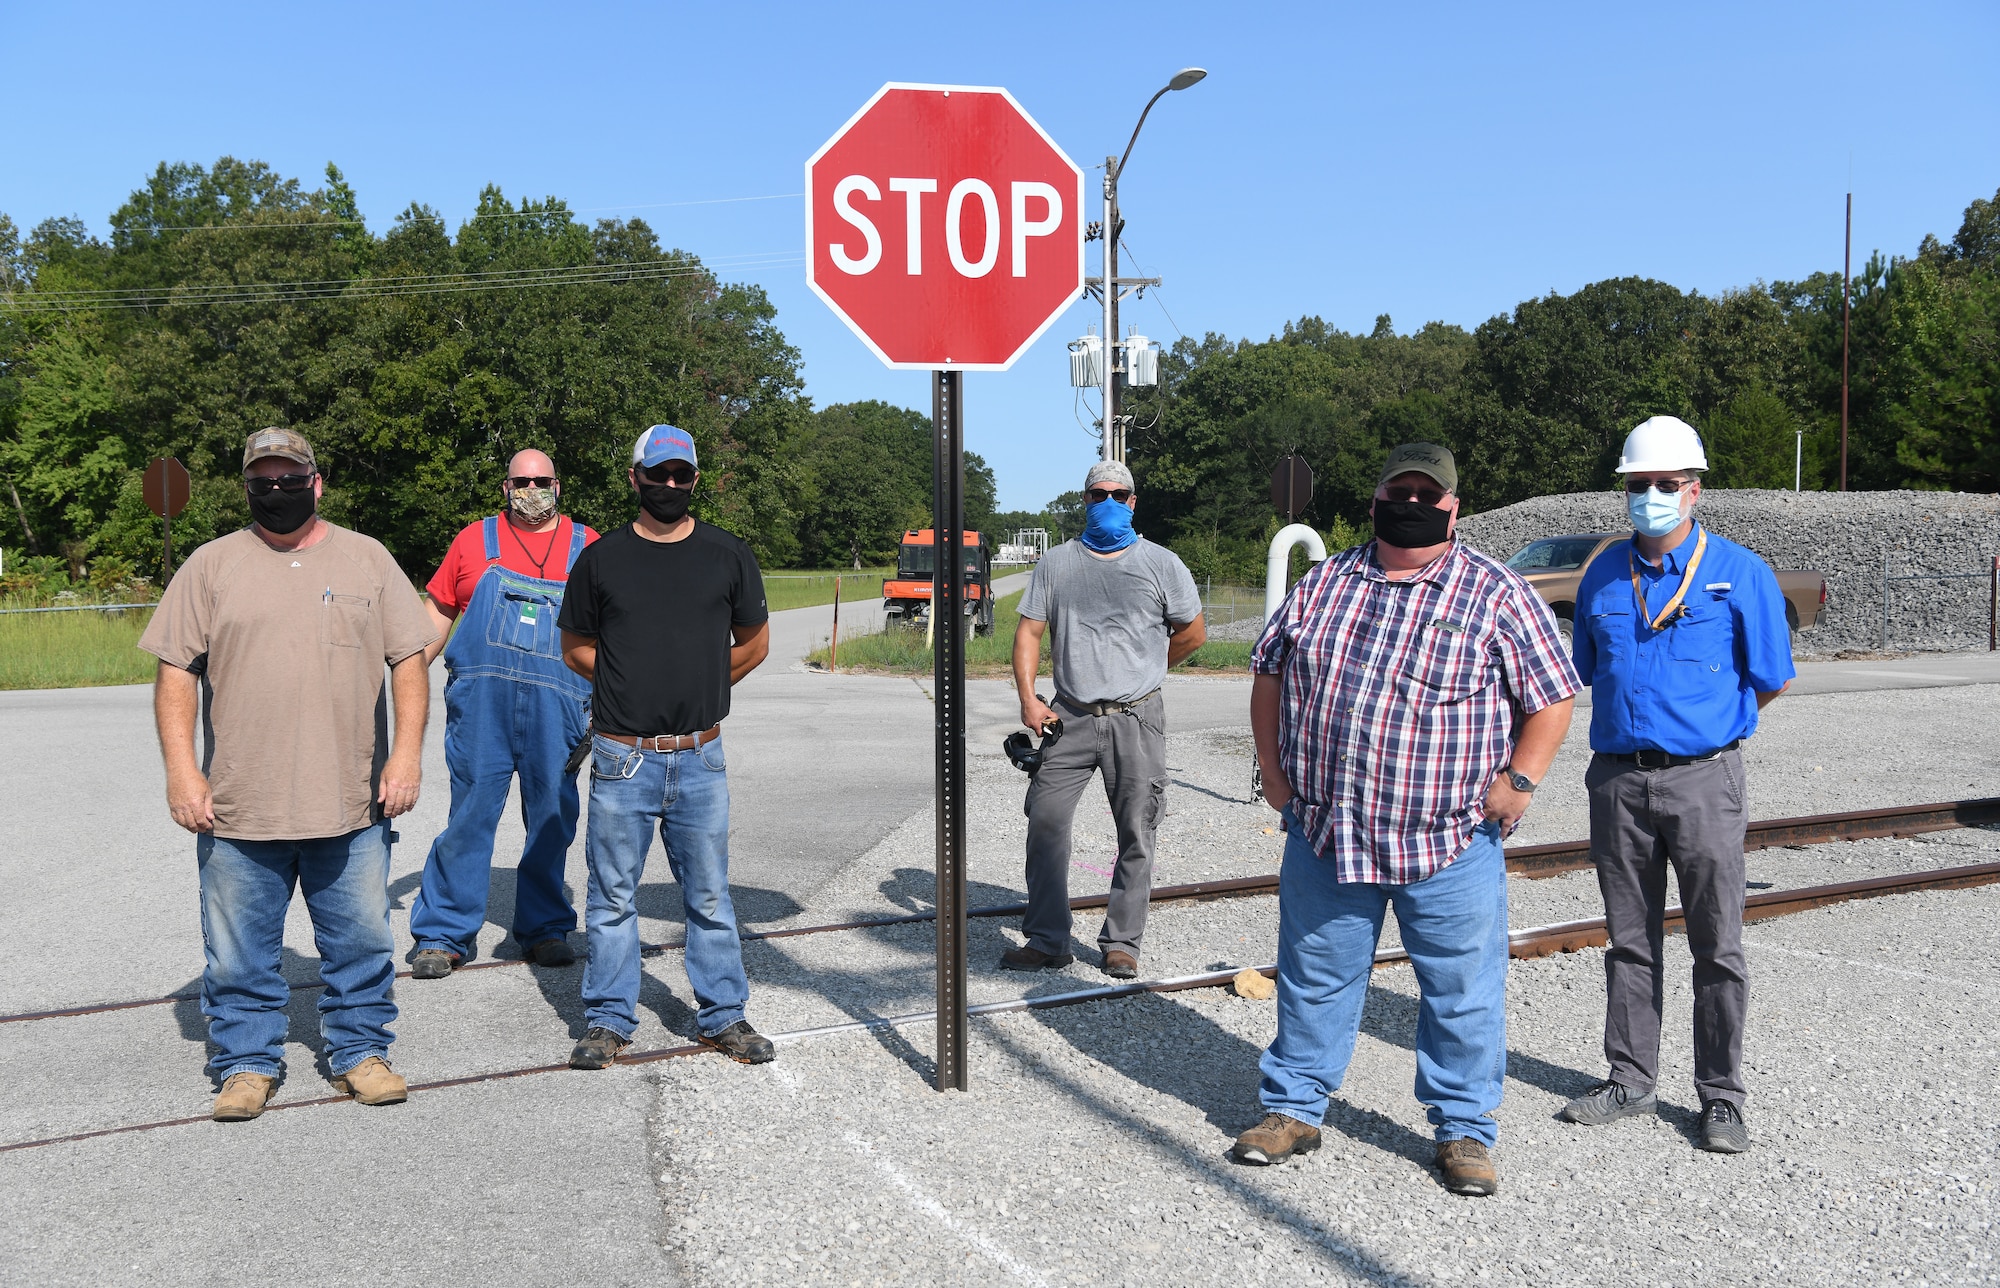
[2, 802, 1996, 1156]
[12, 794, 1994, 1028]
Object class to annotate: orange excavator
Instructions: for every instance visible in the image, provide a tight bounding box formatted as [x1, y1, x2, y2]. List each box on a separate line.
[881, 529, 994, 636]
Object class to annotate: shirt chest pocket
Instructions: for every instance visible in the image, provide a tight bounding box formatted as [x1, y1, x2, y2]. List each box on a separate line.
[1587, 591, 1634, 659]
[319, 594, 373, 649]
[1668, 594, 1734, 665]
[1400, 620, 1489, 708]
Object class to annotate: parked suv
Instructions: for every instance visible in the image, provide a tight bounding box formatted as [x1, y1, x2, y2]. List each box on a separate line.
[1504, 532, 1826, 644]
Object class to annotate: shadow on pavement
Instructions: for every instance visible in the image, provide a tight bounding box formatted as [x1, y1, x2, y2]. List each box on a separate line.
[1356, 985, 1599, 1102]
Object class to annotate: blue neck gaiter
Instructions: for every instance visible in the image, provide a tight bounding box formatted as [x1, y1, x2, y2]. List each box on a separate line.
[1079, 498, 1138, 553]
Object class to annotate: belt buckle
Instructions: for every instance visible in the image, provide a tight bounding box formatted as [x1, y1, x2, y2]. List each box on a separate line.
[1634, 748, 1668, 769]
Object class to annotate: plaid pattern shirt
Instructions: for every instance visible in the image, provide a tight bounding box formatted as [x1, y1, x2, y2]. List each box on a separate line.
[1252, 540, 1580, 884]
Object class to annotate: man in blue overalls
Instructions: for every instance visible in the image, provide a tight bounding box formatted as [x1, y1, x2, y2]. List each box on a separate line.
[410, 448, 600, 977]
[1560, 416, 1793, 1154]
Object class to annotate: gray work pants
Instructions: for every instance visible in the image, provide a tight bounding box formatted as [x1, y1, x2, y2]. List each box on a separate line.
[1585, 750, 1750, 1107]
[1020, 693, 1169, 958]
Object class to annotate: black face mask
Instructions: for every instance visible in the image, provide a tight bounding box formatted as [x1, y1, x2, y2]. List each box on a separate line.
[636, 481, 692, 524]
[1372, 499, 1452, 549]
[248, 486, 317, 535]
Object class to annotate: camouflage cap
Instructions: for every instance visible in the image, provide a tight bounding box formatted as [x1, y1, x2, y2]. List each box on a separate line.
[1377, 442, 1456, 493]
[242, 426, 316, 474]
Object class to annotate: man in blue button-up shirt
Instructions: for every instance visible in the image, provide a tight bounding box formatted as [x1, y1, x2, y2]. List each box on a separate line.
[1559, 416, 1794, 1155]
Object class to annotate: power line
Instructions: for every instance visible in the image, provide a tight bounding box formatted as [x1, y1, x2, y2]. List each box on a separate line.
[1114, 239, 1184, 341]
[112, 192, 806, 235]
[0, 252, 805, 313]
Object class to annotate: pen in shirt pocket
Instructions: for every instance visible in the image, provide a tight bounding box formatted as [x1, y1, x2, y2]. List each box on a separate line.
[324, 586, 332, 604]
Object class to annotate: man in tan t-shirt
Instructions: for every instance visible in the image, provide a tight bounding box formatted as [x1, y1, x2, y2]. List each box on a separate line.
[139, 427, 437, 1122]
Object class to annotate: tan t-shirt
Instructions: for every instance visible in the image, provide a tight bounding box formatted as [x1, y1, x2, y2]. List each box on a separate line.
[139, 524, 437, 841]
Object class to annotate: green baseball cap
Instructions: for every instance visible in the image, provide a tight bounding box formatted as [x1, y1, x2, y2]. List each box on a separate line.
[1378, 442, 1456, 493]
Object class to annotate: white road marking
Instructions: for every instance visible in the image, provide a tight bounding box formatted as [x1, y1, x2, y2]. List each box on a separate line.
[1825, 669, 1971, 682]
[845, 1133, 1054, 1288]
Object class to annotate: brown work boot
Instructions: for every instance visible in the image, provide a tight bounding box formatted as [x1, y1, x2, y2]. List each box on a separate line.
[212, 1072, 276, 1122]
[331, 1056, 408, 1106]
[999, 945, 1074, 971]
[1231, 1113, 1321, 1165]
[1435, 1137, 1499, 1195]
[1101, 949, 1138, 980]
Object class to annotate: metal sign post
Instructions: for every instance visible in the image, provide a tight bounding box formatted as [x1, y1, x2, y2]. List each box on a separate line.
[931, 370, 969, 1091]
[806, 82, 1083, 1093]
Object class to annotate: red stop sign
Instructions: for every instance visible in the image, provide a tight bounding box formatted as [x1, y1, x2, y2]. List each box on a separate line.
[807, 83, 1085, 371]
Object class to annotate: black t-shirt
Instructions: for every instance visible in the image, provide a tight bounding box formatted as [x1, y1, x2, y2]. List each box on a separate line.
[556, 522, 768, 736]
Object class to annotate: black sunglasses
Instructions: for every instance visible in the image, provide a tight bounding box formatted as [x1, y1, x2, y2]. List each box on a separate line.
[1381, 485, 1449, 506]
[1086, 488, 1132, 503]
[639, 464, 697, 486]
[246, 473, 315, 496]
[1624, 477, 1694, 494]
[507, 475, 556, 489]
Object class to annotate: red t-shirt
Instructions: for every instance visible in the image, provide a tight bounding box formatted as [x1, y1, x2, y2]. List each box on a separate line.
[426, 514, 600, 616]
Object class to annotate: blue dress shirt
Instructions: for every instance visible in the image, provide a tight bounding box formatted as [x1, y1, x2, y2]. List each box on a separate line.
[1572, 523, 1797, 756]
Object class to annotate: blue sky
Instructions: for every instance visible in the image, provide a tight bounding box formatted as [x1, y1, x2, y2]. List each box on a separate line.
[5, 1, 1996, 511]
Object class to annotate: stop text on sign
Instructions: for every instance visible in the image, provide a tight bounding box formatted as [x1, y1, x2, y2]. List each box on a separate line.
[827, 175, 1065, 279]
[806, 83, 1084, 371]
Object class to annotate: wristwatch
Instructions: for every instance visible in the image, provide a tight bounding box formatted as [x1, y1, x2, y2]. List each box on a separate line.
[1503, 766, 1538, 793]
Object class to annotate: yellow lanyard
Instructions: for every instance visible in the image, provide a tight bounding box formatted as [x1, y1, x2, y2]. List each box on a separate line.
[1629, 527, 1707, 631]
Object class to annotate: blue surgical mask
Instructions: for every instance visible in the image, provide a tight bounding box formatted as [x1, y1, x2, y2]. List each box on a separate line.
[1079, 498, 1137, 553]
[1627, 487, 1687, 538]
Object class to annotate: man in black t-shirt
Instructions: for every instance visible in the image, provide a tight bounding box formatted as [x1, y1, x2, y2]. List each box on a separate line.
[556, 424, 774, 1069]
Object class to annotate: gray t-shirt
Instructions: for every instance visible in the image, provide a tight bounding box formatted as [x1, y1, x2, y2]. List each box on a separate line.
[1018, 538, 1203, 703]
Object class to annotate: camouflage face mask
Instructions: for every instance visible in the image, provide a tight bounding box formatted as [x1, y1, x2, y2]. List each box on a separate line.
[508, 484, 558, 525]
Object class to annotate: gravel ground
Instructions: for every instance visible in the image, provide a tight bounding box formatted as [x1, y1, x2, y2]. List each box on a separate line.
[778, 680, 2000, 940]
[648, 880, 2000, 1287]
[1455, 489, 2000, 656]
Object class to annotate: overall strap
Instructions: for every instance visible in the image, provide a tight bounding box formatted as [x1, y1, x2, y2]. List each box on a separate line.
[563, 518, 586, 574]
[481, 515, 501, 564]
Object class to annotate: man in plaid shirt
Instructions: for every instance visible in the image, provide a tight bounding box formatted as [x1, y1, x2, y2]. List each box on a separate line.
[1230, 443, 1579, 1197]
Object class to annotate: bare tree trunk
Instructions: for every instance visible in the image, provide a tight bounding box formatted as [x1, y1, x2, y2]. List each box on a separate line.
[6, 480, 39, 554]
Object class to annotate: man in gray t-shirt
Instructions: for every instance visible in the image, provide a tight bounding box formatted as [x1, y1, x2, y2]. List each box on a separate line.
[1008, 460, 1205, 979]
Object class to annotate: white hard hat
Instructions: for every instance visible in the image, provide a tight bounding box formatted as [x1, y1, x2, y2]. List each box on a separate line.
[1616, 416, 1708, 473]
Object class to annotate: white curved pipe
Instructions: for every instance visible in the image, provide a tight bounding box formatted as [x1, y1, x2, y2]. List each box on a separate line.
[1265, 523, 1328, 624]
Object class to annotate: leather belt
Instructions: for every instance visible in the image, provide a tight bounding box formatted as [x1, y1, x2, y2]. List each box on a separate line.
[1610, 740, 1739, 769]
[1059, 688, 1161, 717]
[599, 725, 721, 752]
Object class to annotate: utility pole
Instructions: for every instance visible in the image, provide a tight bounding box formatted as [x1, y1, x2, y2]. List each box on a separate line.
[1841, 191, 1851, 492]
[1101, 156, 1122, 462]
[1081, 68, 1204, 464]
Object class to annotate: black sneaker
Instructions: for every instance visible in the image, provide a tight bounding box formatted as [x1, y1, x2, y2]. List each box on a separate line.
[523, 937, 577, 967]
[1558, 1079, 1657, 1125]
[569, 1027, 631, 1070]
[1699, 1098, 1750, 1153]
[699, 1020, 776, 1065]
[411, 949, 459, 980]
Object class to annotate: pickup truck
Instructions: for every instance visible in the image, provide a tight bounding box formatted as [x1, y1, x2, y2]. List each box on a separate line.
[1503, 532, 1827, 644]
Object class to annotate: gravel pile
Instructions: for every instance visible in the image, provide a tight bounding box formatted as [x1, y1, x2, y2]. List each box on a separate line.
[1454, 489, 2000, 655]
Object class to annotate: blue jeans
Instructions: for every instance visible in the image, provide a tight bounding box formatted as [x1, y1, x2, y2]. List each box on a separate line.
[580, 733, 748, 1039]
[196, 822, 397, 1081]
[409, 672, 586, 958]
[1259, 811, 1509, 1146]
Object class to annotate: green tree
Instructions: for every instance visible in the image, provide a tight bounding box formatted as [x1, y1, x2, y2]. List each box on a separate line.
[1704, 385, 1800, 489]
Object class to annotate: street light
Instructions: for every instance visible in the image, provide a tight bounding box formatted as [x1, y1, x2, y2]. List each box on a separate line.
[1097, 67, 1206, 462]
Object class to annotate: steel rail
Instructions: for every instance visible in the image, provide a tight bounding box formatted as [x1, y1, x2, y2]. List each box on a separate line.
[4, 857, 1994, 1157]
[7, 795, 1996, 1028]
